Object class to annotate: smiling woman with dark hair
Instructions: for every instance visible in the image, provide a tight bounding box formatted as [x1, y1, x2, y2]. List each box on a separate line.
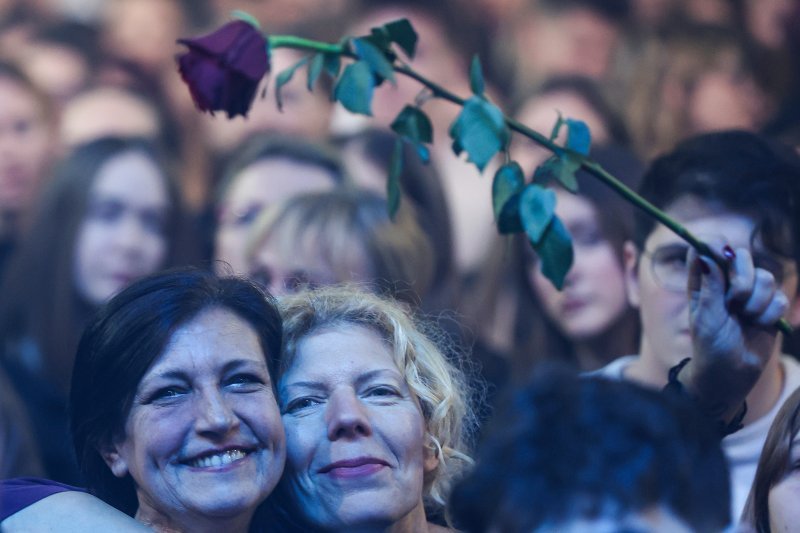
[2, 268, 286, 533]
[0, 136, 183, 483]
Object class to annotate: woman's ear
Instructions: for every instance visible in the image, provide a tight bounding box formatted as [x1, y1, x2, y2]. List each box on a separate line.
[623, 241, 642, 309]
[99, 441, 129, 478]
[423, 434, 441, 475]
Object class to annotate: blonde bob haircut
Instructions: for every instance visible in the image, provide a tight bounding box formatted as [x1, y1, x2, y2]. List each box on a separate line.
[278, 284, 476, 509]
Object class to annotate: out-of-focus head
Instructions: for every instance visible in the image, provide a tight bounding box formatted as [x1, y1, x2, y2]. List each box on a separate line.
[526, 146, 642, 343]
[59, 85, 163, 151]
[336, 129, 456, 308]
[214, 134, 346, 274]
[38, 137, 180, 307]
[511, 0, 631, 89]
[627, 24, 771, 158]
[16, 21, 98, 107]
[631, 131, 800, 269]
[275, 285, 475, 530]
[70, 268, 285, 527]
[0, 60, 56, 225]
[101, 0, 188, 74]
[513, 75, 629, 174]
[246, 188, 434, 305]
[743, 386, 800, 532]
[450, 370, 730, 532]
[626, 131, 800, 371]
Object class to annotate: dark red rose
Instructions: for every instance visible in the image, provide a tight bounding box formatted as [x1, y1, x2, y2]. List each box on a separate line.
[177, 20, 269, 118]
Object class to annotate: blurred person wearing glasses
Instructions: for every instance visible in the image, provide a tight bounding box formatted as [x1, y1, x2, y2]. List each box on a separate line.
[593, 130, 800, 523]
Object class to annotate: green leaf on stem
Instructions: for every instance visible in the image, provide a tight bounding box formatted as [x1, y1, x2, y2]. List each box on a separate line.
[384, 18, 417, 58]
[533, 216, 573, 289]
[391, 105, 433, 164]
[492, 161, 525, 224]
[449, 96, 509, 172]
[470, 55, 485, 96]
[549, 112, 564, 142]
[275, 56, 310, 111]
[334, 61, 375, 116]
[519, 183, 556, 243]
[532, 151, 582, 192]
[324, 52, 341, 78]
[368, 27, 392, 51]
[566, 118, 591, 155]
[497, 191, 523, 234]
[387, 137, 404, 219]
[391, 105, 433, 143]
[230, 10, 261, 29]
[307, 53, 324, 91]
[354, 38, 396, 85]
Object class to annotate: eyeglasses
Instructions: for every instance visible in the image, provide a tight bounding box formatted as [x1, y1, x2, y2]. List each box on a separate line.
[642, 243, 793, 293]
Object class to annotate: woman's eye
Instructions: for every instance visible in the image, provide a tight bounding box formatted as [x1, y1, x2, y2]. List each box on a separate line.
[227, 373, 265, 391]
[88, 200, 123, 223]
[285, 397, 320, 413]
[149, 386, 186, 403]
[366, 386, 399, 399]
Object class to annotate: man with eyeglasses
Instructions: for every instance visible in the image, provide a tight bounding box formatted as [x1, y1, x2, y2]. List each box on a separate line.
[593, 130, 800, 521]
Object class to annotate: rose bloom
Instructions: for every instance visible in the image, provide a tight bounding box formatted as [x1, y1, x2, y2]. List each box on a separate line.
[177, 20, 269, 118]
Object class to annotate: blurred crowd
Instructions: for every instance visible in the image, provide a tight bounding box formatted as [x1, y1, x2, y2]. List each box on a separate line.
[1, 0, 800, 528]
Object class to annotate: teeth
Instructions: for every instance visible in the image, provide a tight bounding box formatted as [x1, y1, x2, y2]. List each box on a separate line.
[189, 449, 247, 468]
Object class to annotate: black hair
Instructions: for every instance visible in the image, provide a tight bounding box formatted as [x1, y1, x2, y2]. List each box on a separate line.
[632, 131, 800, 269]
[69, 267, 282, 516]
[449, 368, 730, 532]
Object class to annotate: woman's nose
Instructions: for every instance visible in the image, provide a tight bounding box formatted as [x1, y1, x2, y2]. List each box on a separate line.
[194, 389, 239, 437]
[325, 389, 372, 441]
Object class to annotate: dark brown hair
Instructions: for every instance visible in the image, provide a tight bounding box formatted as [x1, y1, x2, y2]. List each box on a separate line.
[742, 387, 800, 532]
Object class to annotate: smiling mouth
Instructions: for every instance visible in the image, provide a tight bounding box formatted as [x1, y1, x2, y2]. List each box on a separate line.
[185, 448, 252, 469]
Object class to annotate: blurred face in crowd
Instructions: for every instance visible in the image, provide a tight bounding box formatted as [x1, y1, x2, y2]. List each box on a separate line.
[514, 91, 611, 176]
[60, 87, 162, 150]
[214, 158, 336, 274]
[73, 150, 169, 305]
[103, 307, 285, 530]
[530, 189, 629, 341]
[248, 224, 371, 297]
[515, 7, 620, 84]
[625, 196, 799, 371]
[103, 0, 186, 73]
[0, 76, 53, 220]
[278, 324, 438, 530]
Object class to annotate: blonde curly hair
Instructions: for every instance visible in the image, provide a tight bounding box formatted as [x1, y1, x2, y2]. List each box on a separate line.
[278, 284, 476, 510]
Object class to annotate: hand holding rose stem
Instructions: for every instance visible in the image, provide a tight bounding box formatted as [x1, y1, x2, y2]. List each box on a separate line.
[177, 17, 792, 335]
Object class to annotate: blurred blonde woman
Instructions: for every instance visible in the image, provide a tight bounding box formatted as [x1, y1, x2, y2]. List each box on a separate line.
[245, 188, 435, 307]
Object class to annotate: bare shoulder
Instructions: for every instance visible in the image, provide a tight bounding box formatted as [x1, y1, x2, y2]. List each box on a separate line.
[1, 491, 150, 532]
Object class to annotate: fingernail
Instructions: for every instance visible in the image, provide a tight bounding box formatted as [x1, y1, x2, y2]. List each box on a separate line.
[723, 246, 736, 261]
[695, 257, 711, 275]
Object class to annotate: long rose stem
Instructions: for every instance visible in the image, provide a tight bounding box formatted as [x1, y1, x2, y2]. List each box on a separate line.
[268, 34, 792, 335]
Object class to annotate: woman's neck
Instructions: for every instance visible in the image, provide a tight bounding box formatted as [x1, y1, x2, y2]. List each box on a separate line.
[573, 311, 639, 371]
[135, 506, 253, 533]
[333, 500, 439, 533]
